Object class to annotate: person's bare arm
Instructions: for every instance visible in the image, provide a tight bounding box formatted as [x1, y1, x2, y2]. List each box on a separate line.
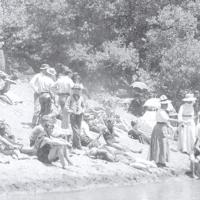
[43, 137, 71, 147]
[0, 135, 19, 149]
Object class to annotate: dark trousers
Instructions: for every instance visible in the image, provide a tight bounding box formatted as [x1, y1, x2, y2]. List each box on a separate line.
[32, 92, 40, 126]
[70, 113, 83, 149]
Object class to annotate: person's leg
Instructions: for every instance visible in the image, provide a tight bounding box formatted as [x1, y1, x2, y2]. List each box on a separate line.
[20, 147, 37, 156]
[63, 147, 72, 165]
[70, 114, 82, 149]
[61, 95, 70, 129]
[0, 95, 13, 105]
[48, 146, 66, 168]
[75, 114, 83, 148]
[32, 93, 40, 126]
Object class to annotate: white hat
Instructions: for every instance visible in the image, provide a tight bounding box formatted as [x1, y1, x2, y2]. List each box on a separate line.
[160, 95, 171, 104]
[46, 68, 56, 76]
[182, 93, 196, 102]
[40, 64, 50, 70]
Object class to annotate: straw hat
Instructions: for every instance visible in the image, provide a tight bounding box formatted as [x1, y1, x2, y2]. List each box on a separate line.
[46, 68, 56, 76]
[182, 93, 196, 102]
[40, 64, 50, 70]
[160, 95, 171, 104]
[61, 66, 72, 74]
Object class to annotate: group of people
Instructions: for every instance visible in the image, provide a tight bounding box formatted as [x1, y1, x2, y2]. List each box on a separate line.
[148, 93, 200, 178]
[30, 63, 85, 149]
[28, 63, 139, 168]
[1, 65, 200, 176]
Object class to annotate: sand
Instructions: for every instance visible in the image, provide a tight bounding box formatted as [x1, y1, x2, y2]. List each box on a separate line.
[0, 79, 190, 194]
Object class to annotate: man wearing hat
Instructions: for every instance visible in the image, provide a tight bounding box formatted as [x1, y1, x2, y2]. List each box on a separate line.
[53, 66, 74, 129]
[38, 67, 57, 123]
[66, 84, 85, 150]
[178, 93, 196, 154]
[30, 64, 55, 127]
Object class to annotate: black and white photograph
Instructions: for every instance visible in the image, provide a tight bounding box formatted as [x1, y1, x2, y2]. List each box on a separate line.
[0, 0, 200, 199]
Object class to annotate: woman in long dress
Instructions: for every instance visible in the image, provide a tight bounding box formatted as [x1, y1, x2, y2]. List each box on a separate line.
[178, 94, 196, 154]
[150, 96, 171, 167]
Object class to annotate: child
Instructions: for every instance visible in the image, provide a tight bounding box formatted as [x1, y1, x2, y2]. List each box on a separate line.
[66, 84, 85, 150]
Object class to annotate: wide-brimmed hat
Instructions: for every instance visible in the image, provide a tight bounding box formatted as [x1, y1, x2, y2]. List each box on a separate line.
[61, 66, 72, 74]
[40, 64, 50, 70]
[72, 83, 82, 90]
[46, 68, 56, 76]
[160, 95, 171, 104]
[182, 93, 196, 102]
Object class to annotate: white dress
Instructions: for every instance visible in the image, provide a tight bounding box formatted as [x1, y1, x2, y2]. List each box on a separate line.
[178, 104, 196, 153]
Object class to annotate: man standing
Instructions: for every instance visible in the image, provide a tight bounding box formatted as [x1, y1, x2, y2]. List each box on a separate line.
[37, 67, 56, 123]
[53, 66, 74, 129]
[30, 64, 52, 126]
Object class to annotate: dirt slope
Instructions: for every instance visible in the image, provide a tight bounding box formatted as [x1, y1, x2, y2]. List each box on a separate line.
[0, 80, 190, 194]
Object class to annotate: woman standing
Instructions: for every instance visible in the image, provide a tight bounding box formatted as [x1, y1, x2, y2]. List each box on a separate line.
[150, 97, 171, 167]
[178, 94, 196, 154]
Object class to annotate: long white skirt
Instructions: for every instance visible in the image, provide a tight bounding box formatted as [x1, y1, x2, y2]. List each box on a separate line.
[178, 120, 196, 154]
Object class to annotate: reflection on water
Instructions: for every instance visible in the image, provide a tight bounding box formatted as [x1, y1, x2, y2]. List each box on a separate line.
[1, 177, 200, 200]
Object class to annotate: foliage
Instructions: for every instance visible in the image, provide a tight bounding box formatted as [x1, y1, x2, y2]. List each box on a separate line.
[2, 0, 200, 107]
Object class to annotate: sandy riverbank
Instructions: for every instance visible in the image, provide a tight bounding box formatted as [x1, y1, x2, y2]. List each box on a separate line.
[0, 80, 190, 194]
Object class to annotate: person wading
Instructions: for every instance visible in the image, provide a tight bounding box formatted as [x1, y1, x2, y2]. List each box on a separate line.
[30, 64, 50, 127]
[53, 66, 74, 129]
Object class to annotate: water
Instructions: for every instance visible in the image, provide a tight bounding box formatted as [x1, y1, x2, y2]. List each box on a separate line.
[1, 177, 200, 200]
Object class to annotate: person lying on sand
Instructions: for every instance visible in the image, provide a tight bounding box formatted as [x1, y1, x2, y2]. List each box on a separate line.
[87, 147, 116, 162]
[102, 119, 142, 154]
[129, 158, 157, 172]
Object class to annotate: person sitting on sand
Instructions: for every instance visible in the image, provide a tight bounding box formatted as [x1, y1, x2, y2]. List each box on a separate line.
[36, 119, 72, 168]
[0, 120, 23, 159]
[0, 71, 16, 105]
[22, 115, 71, 156]
[128, 120, 149, 144]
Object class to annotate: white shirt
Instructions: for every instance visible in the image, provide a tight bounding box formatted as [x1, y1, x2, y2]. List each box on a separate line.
[66, 95, 85, 115]
[53, 75, 74, 94]
[178, 103, 194, 121]
[30, 73, 54, 94]
[156, 109, 169, 123]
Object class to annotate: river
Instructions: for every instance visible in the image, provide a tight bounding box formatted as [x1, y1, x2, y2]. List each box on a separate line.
[1, 177, 200, 200]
